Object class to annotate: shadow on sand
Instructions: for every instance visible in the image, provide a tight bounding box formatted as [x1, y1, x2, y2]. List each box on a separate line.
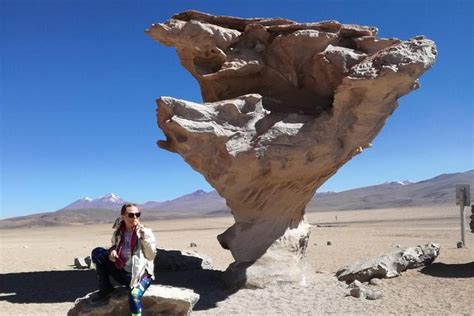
[420, 262, 474, 278]
[154, 269, 238, 310]
[0, 270, 97, 303]
[0, 269, 238, 311]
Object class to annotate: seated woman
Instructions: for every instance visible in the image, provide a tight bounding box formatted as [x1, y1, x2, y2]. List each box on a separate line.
[91, 203, 156, 316]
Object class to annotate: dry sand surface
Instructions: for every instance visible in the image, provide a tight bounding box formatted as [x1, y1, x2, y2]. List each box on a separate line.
[1, 205, 473, 315]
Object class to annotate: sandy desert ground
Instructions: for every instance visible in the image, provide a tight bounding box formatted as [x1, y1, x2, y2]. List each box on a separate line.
[1, 205, 473, 315]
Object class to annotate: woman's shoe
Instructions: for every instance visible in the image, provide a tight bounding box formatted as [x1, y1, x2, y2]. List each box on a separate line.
[90, 287, 114, 303]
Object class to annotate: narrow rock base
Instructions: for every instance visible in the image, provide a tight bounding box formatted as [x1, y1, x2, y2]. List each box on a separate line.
[221, 218, 312, 289]
[224, 255, 313, 289]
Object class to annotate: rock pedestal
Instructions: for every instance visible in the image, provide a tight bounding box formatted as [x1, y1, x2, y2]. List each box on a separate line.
[147, 11, 437, 288]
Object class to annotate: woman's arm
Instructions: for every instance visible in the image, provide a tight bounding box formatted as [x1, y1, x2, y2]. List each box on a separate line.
[138, 226, 157, 260]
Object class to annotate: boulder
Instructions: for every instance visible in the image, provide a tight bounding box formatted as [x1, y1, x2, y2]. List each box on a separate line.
[147, 11, 437, 288]
[155, 248, 213, 272]
[336, 243, 440, 283]
[67, 285, 199, 316]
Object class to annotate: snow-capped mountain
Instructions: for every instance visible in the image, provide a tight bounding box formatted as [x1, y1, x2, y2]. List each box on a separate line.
[61, 193, 125, 210]
[383, 180, 413, 186]
[1, 170, 472, 228]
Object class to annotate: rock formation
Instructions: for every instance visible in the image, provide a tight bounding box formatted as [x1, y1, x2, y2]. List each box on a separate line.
[68, 285, 199, 316]
[155, 248, 213, 271]
[146, 11, 437, 288]
[336, 243, 440, 283]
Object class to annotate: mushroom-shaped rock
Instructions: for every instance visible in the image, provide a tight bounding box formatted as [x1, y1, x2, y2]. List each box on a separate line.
[147, 11, 437, 288]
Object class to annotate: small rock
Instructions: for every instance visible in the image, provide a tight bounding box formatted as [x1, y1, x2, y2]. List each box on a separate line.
[370, 278, 382, 285]
[395, 245, 401, 248]
[457, 241, 464, 248]
[190, 242, 197, 248]
[327, 241, 332, 246]
[23, 245, 29, 249]
[74, 257, 89, 269]
[350, 287, 365, 298]
[366, 290, 383, 300]
[348, 280, 362, 288]
[84, 256, 92, 268]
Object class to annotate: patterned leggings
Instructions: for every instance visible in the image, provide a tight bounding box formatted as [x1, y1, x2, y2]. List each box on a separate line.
[91, 247, 152, 316]
[129, 273, 152, 315]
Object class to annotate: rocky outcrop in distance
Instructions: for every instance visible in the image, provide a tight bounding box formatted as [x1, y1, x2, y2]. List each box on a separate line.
[147, 10, 437, 288]
[336, 243, 440, 283]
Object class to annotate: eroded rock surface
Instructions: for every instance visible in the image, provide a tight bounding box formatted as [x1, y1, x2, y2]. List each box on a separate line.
[336, 243, 440, 283]
[147, 11, 437, 288]
[67, 285, 199, 316]
[155, 248, 213, 272]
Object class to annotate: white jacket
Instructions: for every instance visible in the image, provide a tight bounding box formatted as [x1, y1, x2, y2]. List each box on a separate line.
[111, 224, 156, 288]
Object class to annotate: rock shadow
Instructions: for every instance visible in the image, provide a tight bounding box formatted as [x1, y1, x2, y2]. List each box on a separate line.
[0, 270, 97, 304]
[154, 269, 238, 311]
[0, 268, 239, 311]
[420, 262, 474, 278]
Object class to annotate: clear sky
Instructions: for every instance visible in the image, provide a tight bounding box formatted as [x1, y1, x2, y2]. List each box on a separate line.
[1, 0, 473, 218]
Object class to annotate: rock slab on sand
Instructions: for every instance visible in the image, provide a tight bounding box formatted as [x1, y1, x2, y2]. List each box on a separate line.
[68, 285, 199, 316]
[336, 243, 440, 283]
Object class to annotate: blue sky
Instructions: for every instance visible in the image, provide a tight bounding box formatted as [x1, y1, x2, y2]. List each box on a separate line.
[1, 0, 473, 218]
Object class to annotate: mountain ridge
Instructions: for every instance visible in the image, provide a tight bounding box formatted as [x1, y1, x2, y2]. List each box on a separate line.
[1, 170, 472, 228]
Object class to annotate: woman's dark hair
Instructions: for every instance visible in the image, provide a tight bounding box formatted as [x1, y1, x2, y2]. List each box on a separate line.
[121, 203, 137, 215]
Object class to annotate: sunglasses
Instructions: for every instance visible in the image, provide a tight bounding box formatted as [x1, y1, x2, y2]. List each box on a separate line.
[127, 212, 141, 219]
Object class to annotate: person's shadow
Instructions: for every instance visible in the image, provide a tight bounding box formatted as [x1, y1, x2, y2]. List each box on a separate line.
[420, 262, 474, 278]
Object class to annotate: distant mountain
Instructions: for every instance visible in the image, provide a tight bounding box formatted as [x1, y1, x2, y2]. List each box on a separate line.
[142, 190, 228, 213]
[306, 170, 474, 211]
[61, 193, 125, 210]
[1, 170, 472, 228]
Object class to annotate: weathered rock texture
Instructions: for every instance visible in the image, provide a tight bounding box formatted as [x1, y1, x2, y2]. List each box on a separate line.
[147, 11, 437, 288]
[336, 243, 440, 283]
[67, 285, 199, 316]
[155, 248, 213, 272]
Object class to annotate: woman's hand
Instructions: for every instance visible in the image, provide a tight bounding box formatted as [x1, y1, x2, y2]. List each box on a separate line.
[108, 249, 119, 262]
[137, 225, 146, 239]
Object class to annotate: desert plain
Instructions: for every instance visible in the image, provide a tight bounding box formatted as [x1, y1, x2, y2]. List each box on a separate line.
[1, 205, 473, 315]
